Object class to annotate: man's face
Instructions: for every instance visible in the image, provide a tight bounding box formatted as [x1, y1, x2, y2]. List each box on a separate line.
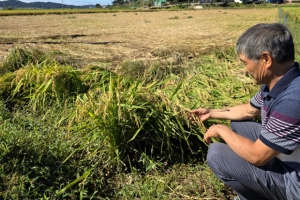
[239, 53, 266, 85]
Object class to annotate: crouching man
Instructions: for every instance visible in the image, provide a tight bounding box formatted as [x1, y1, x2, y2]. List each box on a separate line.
[190, 23, 300, 200]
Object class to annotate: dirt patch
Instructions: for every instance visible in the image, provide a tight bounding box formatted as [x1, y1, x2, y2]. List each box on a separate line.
[0, 9, 277, 68]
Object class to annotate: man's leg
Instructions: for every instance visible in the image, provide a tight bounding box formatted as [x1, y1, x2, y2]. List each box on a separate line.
[230, 120, 261, 141]
[206, 120, 287, 200]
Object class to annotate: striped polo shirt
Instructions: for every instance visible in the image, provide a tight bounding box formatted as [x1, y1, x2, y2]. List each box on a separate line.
[250, 63, 300, 163]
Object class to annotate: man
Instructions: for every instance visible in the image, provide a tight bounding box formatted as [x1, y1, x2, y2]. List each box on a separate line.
[190, 23, 300, 200]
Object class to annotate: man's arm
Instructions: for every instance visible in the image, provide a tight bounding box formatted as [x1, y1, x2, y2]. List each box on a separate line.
[204, 124, 280, 166]
[190, 102, 260, 122]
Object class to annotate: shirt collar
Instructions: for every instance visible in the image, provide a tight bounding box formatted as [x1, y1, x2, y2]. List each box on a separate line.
[263, 62, 300, 99]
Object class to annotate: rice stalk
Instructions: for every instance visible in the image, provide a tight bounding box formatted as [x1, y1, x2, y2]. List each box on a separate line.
[1, 62, 86, 110]
[73, 69, 205, 168]
[0, 47, 49, 74]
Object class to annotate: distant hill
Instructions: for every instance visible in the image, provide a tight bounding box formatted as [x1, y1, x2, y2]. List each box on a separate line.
[0, 0, 94, 9]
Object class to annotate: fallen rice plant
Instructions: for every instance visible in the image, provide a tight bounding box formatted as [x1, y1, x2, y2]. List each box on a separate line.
[0, 47, 49, 74]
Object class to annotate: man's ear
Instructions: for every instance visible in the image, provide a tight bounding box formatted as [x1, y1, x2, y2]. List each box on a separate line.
[261, 52, 273, 68]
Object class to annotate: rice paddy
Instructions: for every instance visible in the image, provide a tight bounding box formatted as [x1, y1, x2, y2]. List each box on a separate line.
[1, 6, 296, 199]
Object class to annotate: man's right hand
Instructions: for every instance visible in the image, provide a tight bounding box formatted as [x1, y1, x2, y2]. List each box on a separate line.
[188, 108, 211, 122]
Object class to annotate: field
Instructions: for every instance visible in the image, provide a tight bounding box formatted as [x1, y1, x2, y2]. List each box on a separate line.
[0, 7, 289, 199]
[0, 8, 278, 68]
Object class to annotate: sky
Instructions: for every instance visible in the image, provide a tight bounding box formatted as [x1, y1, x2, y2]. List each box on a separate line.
[0, 0, 112, 6]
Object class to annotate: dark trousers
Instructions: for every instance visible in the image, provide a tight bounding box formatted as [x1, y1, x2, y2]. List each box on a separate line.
[206, 120, 287, 200]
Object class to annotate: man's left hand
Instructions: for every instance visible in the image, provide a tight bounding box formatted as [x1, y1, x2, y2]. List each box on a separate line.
[204, 124, 230, 144]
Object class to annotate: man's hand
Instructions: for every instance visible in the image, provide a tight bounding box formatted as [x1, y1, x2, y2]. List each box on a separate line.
[204, 124, 230, 144]
[188, 108, 211, 122]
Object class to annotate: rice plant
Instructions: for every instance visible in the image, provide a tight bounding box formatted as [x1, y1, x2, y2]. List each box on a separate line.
[0, 61, 86, 110]
[0, 46, 259, 199]
[0, 47, 49, 74]
[74, 72, 206, 168]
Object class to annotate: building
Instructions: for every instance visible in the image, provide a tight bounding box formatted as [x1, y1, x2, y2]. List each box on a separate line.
[154, 0, 167, 6]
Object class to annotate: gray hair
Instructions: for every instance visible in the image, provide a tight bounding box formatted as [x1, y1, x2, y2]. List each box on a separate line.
[236, 23, 294, 63]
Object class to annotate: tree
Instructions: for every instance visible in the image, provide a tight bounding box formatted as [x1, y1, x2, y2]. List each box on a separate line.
[95, 3, 102, 8]
[112, 0, 125, 5]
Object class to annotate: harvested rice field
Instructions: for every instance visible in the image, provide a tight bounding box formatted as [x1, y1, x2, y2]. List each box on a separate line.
[0, 8, 278, 68]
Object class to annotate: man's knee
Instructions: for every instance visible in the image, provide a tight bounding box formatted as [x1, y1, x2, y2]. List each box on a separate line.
[206, 143, 229, 169]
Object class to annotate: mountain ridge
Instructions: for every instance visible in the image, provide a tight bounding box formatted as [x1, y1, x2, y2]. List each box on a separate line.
[0, 0, 95, 9]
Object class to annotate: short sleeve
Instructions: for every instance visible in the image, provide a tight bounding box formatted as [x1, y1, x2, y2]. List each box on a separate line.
[259, 99, 300, 154]
[250, 90, 262, 109]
